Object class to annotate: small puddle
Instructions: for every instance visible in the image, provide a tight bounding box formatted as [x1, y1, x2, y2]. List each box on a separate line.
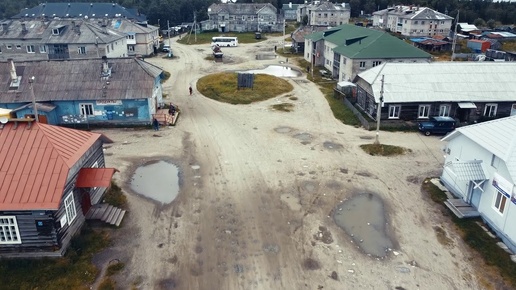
[274, 126, 293, 133]
[333, 193, 394, 257]
[323, 141, 344, 150]
[242, 65, 301, 77]
[293, 132, 312, 142]
[130, 160, 180, 204]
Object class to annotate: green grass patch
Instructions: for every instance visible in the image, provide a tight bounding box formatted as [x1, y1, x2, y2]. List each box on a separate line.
[197, 72, 293, 104]
[422, 179, 516, 288]
[0, 226, 110, 290]
[103, 182, 127, 209]
[177, 32, 267, 45]
[271, 103, 294, 112]
[106, 261, 125, 276]
[501, 40, 516, 52]
[422, 178, 448, 203]
[360, 143, 409, 156]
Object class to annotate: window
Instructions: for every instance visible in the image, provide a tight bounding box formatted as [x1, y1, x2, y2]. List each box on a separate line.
[441, 21, 445, 24]
[106, 45, 110, 53]
[16, 45, 21, 49]
[79, 103, 94, 116]
[343, 58, 347, 64]
[418, 105, 430, 118]
[242, 16, 245, 20]
[388, 105, 401, 119]
[128, 45, 135, 52]
[6, 45, 12, 49]
[359, 61, 366, 69]
[77, 46, 86, 54]
[52, 28, 59, 35]
[494, 191, 507, 214]
[0, 216, 21, 244]
[111, 44, 114, 50]
[421, 21, 425, 25]
[39, 45, 47, 53]
[484, 104, 497, 117]
[414, 21, 418, 24]
[26, 45, 35, 53]
[372, 61, 382, 67]
[127, 34, 135, 40]
[491, 154, 500, 169]
[439, 104, 450, 117]
[64, 192, 77, 225]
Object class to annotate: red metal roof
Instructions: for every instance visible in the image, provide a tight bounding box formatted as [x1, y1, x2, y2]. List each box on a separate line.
[75, 168, 117, 188]
[0, 120, 102, 210]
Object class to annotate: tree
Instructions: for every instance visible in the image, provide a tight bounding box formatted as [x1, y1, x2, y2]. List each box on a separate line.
[486, 19, 496, 29]
[473, 18, 486, 28]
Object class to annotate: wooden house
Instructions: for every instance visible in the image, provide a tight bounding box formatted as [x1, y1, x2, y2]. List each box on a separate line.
[441, 116, 516, 253]
[0, 57, 163, 126]
[354, 62, 516, 124]
[0, 119, 116, 257]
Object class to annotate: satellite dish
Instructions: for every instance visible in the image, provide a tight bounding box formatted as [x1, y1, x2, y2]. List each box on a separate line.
[0, 117, 8, 124]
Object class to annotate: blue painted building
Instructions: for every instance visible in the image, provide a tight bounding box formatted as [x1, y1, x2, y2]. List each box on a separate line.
[0, 58, 163, 125]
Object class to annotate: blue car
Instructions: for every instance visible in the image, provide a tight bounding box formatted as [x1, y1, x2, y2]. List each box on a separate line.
[418, 116, 456, 136]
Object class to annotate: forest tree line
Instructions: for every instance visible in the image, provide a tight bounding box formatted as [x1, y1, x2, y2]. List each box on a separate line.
[1, 0, 515, 29]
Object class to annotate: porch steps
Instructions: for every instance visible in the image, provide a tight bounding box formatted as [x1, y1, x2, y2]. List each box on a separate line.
[86, 204, 126, 227]
[444, 198, 481, 219]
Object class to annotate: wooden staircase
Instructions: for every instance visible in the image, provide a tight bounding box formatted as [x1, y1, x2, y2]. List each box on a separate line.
[85, 204, 126, 227]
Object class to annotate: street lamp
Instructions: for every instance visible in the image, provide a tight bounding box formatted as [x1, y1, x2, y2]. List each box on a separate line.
[28, 76, 39, 122]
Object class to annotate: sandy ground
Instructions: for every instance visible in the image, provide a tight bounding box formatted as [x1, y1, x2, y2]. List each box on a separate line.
[95, 35, 486, 290]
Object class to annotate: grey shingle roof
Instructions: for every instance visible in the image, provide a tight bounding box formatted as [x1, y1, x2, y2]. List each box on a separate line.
[0, 58, 161, 102]
[12, 3, 146, 22]
[208, 3, 277, 15]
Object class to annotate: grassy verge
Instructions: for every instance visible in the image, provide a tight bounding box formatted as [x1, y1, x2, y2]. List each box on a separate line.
[197, 72, 293, 104]
[0, 226, 110, 290]
[103, 182, 127, 209]
[271, 103, 294, 112]
[422, 179, 516, 288]
[360, 143, 410, 156]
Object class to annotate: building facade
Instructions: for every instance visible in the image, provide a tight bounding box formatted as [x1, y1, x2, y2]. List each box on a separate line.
[304, 24, 431, 81]
[0, 58, 163, 126]
[354, 62, 516, 123]
[441, 116, 516, 253]
[282, 2, 300, 21]
[297, 1, 350, 26]
[0, 119, 115, 257]
[201, 3, 281, 33]
[372, 6, 453, 37]
[0, 19, 128, 61]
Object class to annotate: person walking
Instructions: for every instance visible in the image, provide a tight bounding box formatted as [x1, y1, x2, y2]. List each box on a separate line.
[189, 86, 193, 96]
[152, 118, 160, 131]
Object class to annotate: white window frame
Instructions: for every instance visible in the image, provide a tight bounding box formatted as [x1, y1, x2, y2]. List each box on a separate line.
[372, 61, 382, 67]
[26, 45, 35, 53]
[0, 216, 22, 244]
[79, 103, 94, 116]
[484, 103, 497, 117]
[493, 190, 507, 215]
[128, 45, 135, 52]
[78, 46, 86, 54]
[52, 28, 59, 35]
[359, 61, 366, 69]
[64, 192, 77, 225]
[388, 105, 401, 119]
[16, 44, 21, 49]
[439, 104, 450, 117]
[6, 45, 12, 49]
[39, 45, 47, 53]
[418, 105, 431, 118]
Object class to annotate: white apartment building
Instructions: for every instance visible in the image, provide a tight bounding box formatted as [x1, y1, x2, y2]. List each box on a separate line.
[373, 5, 453, 37]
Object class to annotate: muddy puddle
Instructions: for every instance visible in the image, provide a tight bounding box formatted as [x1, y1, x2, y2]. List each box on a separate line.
[130, 160, 180, 204]
[242, 65, 301, 77]
[333, 192, 394, 257]
[256, 54, 277, 60]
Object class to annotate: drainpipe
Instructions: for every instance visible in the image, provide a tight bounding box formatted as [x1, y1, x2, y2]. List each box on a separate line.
[29, 76, 39, 122]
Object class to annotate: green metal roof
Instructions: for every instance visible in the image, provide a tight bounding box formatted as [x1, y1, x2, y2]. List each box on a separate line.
[307, 24, 431, 59]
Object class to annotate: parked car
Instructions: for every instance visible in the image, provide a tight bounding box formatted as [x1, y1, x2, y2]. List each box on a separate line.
[162, 44, 171, 52]
[418, 116, 456, 136]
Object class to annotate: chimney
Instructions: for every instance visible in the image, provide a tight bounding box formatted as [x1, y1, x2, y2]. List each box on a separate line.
[9, 59, 18, 82]
[2, 22, 8, 31]
[101, 56, 111, 79]
[21, 22, 27, 33]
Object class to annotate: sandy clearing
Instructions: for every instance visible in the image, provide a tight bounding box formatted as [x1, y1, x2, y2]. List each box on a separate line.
[96, 35, 485, 290]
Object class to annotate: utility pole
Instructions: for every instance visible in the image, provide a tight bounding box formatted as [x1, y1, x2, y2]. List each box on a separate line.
[194, 12, 197, 43]
[28, 76, 39, 122]
[374, 75, 385, 145]
[167, 20, 170, 46]
[311, 50, 314, 79]
[451, 10, 459, 61]
[282, 18, 286, 48]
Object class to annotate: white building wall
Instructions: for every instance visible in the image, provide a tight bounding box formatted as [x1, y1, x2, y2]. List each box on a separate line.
[105, 38, 128, 58]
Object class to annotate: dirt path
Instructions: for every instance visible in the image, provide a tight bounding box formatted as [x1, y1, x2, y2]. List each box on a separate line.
[98, 36, 483, 290]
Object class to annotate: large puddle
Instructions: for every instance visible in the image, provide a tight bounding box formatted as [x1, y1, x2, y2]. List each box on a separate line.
[333, 193, 394, 257]
[242, 65, 301, 77]
[130, 160, 180, 204]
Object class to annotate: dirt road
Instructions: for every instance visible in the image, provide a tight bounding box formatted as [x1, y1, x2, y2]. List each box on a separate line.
[99, 36, 482, 290]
